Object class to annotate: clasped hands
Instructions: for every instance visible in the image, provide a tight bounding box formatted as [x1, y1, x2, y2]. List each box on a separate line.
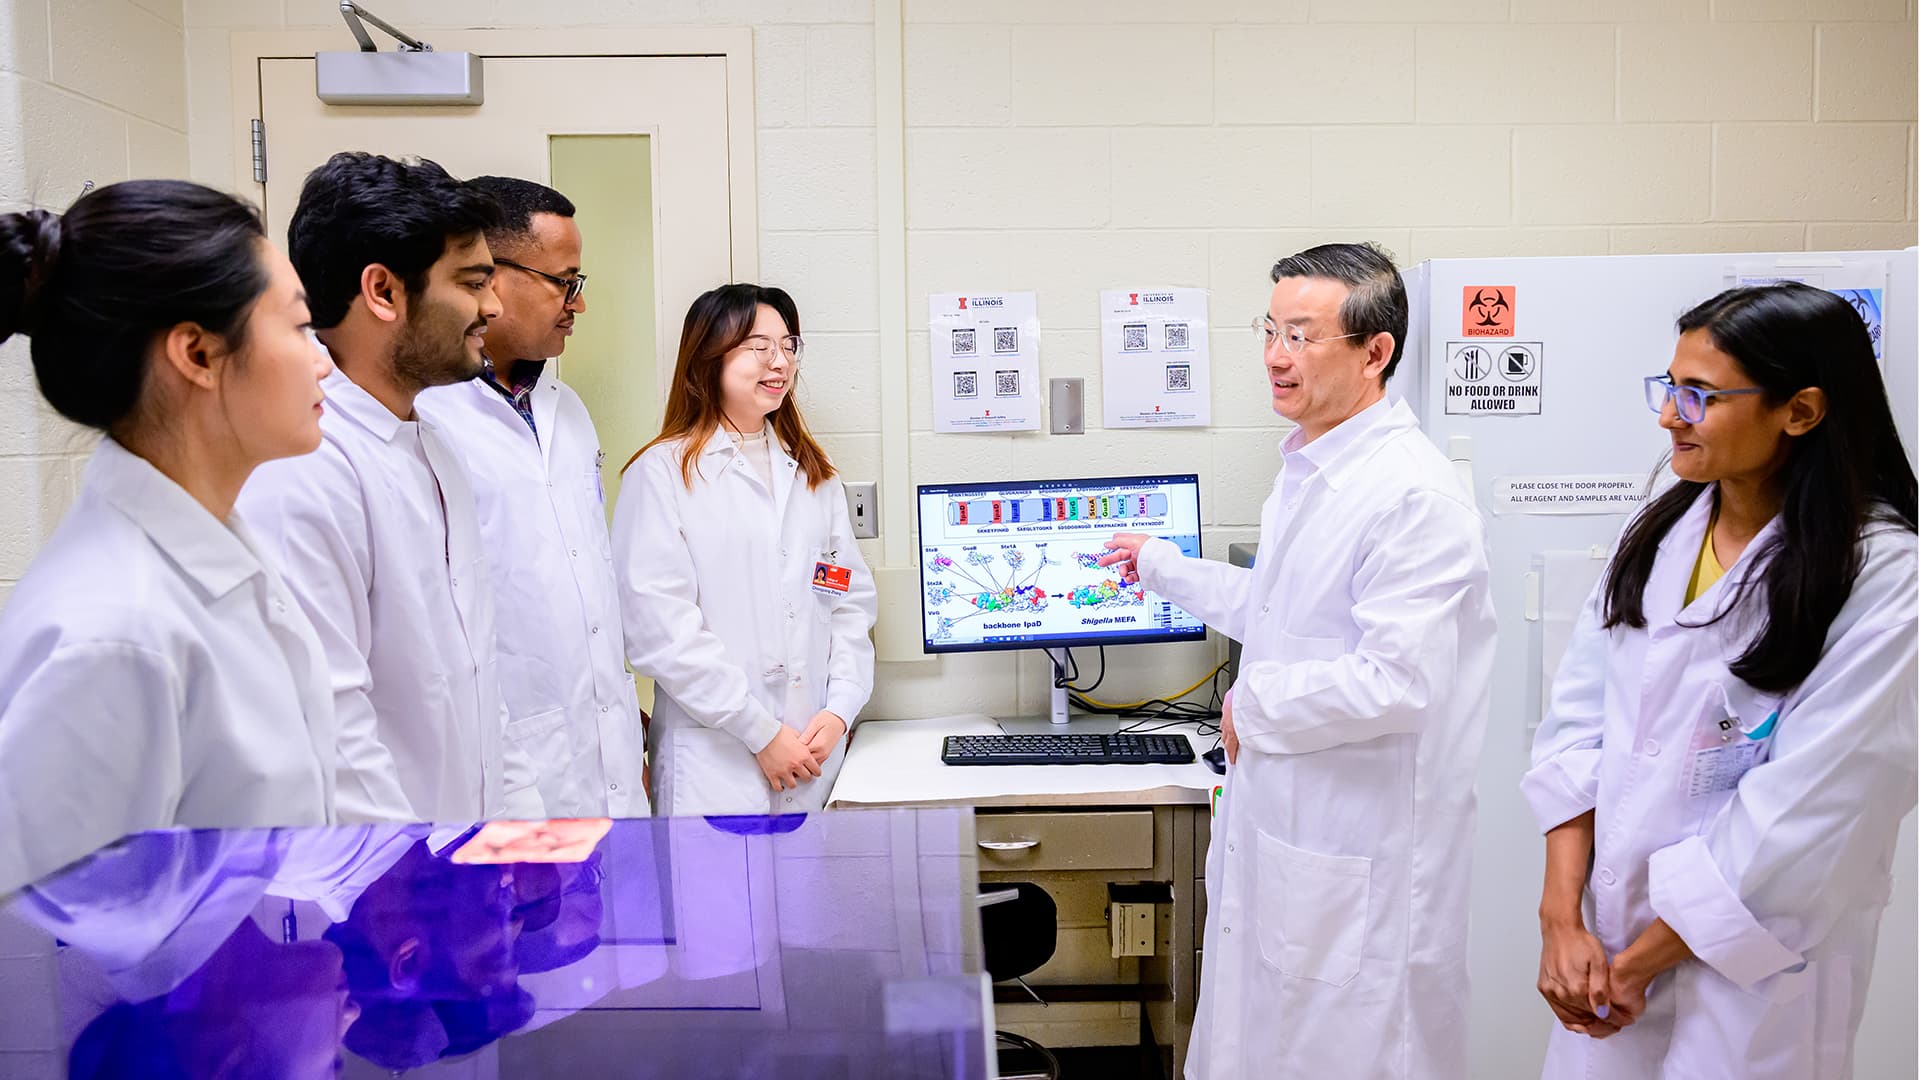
[754, 710, 847, 792]
[1536, 918, 1665, 1039]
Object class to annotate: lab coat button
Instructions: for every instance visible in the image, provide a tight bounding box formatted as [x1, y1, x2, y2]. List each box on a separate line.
[570, 548, 578, 557]
[1223, 925, 1231, 935]
[1260, 605, 1269, 615]
[1598, 867, 1617, 886]
[609, 783, 618, 791]
[591, 625, 600, 634]
[1642, 740, 1660, 757]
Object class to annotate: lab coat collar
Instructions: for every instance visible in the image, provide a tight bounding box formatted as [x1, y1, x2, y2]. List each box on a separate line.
[1278, 396, 1414, 493]
[86, 437, 264, 601]
[1646, 483, 1783, 634]
[319, 365, 406, 444]
[531, 363, 562, 460]
[694, 422, 800, 511]
[697, 424, 739, 458]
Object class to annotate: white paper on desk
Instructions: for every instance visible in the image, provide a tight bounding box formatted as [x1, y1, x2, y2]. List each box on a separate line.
[927, 291, 1041, 432]
[827, 715, 1218, 807]
[1100, 288, 1210, 428]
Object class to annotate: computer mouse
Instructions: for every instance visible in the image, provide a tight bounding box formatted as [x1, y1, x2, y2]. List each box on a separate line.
[1201, 746, 1227, 774]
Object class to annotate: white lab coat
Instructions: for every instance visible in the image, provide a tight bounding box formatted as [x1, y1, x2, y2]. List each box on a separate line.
[0, 439, 338, 895]
[240, 367, 544, 824]
[417, 368, 648, 818]
[1137, 398, 1496, 1080]
[1523, 487, 1918, 1080]
[611, 426, 877, 816]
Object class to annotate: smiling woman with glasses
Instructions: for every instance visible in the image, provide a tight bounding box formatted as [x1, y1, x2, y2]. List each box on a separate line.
[611, 283, 876, 819]
[1523, 282, 1916, 1080]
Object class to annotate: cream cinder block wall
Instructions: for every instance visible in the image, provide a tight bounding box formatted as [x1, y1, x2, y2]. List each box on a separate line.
[0, 0, 190, 612]
[888, 0, 1918, 716]
[106, 0, 1920, 721]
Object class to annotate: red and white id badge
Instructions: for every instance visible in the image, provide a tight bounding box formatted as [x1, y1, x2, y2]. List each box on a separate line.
[811, 562, 852, 595]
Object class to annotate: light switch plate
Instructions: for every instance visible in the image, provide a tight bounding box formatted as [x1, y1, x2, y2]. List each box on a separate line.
[845, 481, 878, 539]
[1049, 377, 1085, 434]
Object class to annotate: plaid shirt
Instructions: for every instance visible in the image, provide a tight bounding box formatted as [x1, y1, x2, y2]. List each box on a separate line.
[483, 358, 546, 437]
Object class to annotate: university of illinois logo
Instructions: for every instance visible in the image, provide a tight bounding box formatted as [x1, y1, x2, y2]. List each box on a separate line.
[958, 297, 968, 310]
[1462, 286, 1515, 337]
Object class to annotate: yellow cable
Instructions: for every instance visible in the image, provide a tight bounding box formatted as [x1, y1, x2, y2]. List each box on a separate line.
[1070, 661, 1229, 711]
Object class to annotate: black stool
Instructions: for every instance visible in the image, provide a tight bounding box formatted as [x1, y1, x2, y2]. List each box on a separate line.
[979, 882, 1061, 1080]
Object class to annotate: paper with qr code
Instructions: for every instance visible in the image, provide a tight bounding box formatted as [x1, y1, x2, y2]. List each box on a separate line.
[927, 291, 1041, 432]
[1100, 287, 1210, 428]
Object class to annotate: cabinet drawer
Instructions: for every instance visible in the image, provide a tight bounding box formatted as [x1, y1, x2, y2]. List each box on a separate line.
[973, 810, 1154, 871]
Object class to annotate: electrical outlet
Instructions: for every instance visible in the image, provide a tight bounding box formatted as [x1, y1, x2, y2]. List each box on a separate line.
[1109, 901, 1156, 958]
[845, 482, 878, 539]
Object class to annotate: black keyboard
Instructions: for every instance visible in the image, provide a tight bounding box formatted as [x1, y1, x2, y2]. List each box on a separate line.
[941, 733, 1196, 766]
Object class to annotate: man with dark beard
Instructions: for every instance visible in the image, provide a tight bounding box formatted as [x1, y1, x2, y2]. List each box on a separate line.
[240, 152, 544, 824]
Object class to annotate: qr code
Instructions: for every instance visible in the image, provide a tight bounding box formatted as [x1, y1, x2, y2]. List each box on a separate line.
[1166, 364, 1192, 392]
[951, 328, 977, 356]
[1164, 322, 1190, 351]
[953, 371, 978, 398]
[993, 326, 1019, 354]
[994, 370, 1020, 397]
[1122, 323, 1149, 352]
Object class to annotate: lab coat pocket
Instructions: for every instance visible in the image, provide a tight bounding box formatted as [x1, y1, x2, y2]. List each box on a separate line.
[506, 707, 564, 757]
[1682, 681, 1782, 833]
[669, 726, 773, 816]
[1668, 959, 1817, 1080]
[1254, 829, 1370, 987]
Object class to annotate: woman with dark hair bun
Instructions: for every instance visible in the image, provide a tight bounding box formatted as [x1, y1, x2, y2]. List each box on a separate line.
[1524, 282, 1917, 1078]
[0, 179, 339, 894]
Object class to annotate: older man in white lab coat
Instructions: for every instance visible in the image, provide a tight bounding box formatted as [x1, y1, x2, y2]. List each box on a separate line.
[417, 177, 647, 819]
[241, 153, 543, 824]
[1104, 243, 1497, 1079]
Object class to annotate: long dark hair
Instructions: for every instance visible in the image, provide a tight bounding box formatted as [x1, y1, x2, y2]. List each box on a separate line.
[627, 283, 836, 489]
[1601, 282, 1917, 692]
[0, 180, 270, 431]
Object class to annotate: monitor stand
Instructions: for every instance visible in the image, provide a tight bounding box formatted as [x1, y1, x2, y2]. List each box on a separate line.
[995, 648, 1128, 736]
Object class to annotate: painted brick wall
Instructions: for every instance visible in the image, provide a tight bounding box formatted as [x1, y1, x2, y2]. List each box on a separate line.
[0, 0, 190, 617]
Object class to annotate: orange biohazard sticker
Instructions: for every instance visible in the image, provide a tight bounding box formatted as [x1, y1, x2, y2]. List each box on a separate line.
[1462, 286, 1516, 337]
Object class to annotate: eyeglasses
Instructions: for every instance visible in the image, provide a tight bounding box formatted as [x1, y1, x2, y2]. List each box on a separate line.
[1251, 315, 1363, 354]
[738, 334, 805, 364]
[496, 259, 588, 306]
[1643, 375, 1766, 425]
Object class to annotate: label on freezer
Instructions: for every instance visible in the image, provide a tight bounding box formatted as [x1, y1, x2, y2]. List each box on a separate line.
[1461, 286, 1516, 337]
[1492, 475, 1644, 515]
[1446, 341, 1541, 415]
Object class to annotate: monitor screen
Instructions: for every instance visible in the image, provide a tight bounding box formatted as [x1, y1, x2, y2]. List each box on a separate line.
[915, 474, 1207, 654]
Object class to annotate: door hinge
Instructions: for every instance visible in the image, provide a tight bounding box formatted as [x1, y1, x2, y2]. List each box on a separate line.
[250, 119, 267, 183]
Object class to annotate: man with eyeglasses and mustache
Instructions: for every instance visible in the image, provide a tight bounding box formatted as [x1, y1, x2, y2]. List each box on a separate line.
[241, 152, 544, 825]
[418, 176, 649, 820]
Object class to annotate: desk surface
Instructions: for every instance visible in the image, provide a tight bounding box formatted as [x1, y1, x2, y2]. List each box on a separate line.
[829, 715, 1220, 809]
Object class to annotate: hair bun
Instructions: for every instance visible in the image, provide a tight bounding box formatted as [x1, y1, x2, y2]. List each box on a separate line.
[0, 208, 62, 343]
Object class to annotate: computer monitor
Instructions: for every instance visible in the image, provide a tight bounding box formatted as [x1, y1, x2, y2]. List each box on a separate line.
[915, 473, 1206, 727]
